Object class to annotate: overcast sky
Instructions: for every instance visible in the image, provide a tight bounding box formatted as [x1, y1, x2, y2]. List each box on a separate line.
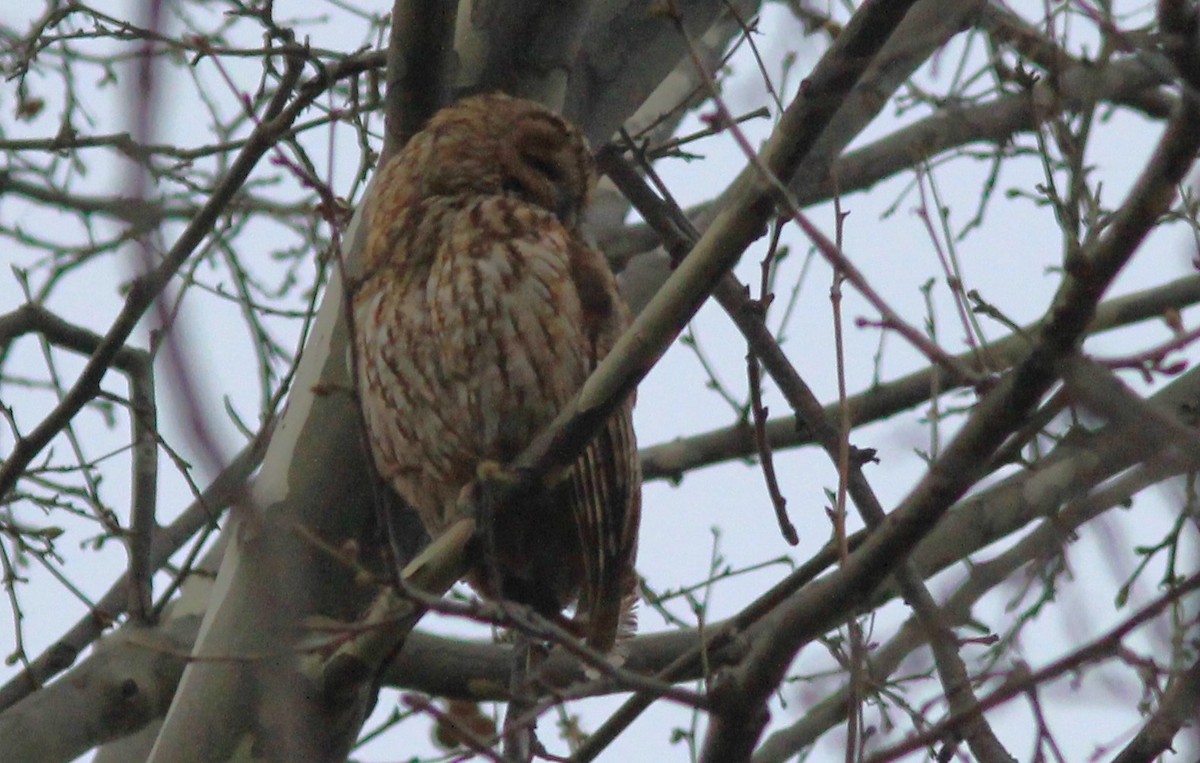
[2, 1, 1197, 760]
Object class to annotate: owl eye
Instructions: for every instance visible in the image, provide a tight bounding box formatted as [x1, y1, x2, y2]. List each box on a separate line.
[501, 176, 533, 197]
[521, 152, 566, 184]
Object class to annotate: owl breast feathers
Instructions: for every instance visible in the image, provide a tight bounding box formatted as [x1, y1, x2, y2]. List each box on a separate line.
[353, 93, 641, 652]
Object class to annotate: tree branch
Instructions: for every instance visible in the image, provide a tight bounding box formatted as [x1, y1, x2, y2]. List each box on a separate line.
[698, 38, 1200, 762]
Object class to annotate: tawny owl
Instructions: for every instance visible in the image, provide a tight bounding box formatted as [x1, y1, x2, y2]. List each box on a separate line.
[353, 93, 640, 653]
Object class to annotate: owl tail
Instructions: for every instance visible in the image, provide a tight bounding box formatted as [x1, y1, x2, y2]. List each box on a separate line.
[580, 573, 639, 664]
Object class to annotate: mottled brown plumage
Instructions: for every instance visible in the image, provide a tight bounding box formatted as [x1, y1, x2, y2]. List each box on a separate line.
[353, 94, 640, 652]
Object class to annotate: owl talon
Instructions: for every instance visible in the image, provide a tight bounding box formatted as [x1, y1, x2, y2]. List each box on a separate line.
[476, 459, 520, 486]
[455, 461, 524, 519]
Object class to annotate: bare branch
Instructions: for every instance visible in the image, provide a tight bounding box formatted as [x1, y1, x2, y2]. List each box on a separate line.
[0, 438, 265, 712]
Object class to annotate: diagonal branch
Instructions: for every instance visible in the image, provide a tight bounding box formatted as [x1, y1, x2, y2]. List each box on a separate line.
[698, 30, 1200, 762]
[639, 273, 1200, 481]
[0, 48, 378, 508]
[0, 304, 158, 624]
[0, 437, 266, 712]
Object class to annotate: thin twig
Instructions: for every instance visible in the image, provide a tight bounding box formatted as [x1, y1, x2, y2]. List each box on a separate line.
[0, 46, 374, 506]
[861, 573, 1200, 763]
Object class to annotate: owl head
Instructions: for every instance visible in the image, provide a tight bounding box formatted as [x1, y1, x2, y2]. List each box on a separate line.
[400, 93, 594, 229]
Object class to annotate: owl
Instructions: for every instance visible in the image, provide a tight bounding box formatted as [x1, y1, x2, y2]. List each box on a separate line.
[353, 93, 641, 653]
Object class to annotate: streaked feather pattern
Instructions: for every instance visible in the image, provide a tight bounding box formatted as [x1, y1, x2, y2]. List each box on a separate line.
[353, 94, 640, 653]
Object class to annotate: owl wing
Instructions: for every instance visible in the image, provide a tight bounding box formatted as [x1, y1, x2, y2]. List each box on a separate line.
[565, 239, 642, 654]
